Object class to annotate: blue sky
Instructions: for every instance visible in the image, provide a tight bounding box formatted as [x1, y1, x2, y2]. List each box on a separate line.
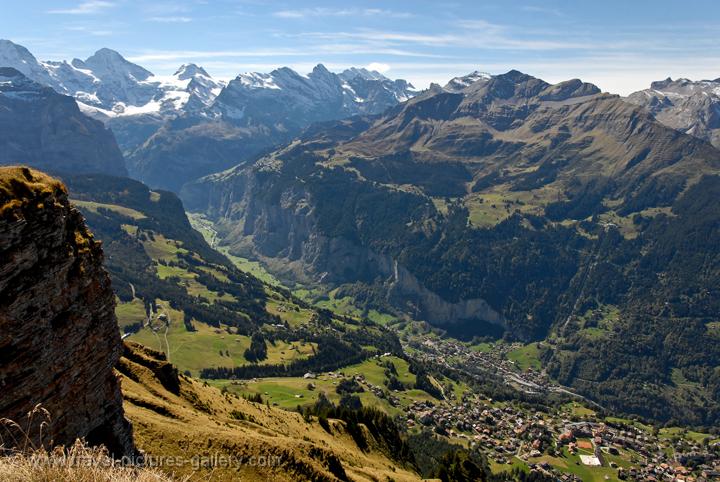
[3, 0, 720, 94]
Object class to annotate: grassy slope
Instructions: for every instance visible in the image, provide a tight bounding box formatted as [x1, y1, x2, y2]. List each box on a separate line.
[66, 175, 717, 480]
[66, 175, 434, 413]
[129, 316, 316, 377]
[120, 343, 420, 482]
[65, 177, 320, 376]
[213, 355, 441, 415]
[72, 199, 146, 220]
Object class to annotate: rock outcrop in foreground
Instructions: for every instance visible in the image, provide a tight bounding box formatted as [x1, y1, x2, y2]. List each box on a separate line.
[0, 166, 133, 456]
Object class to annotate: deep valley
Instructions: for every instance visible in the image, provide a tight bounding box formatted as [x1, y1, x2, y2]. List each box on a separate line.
[2, 15, 720, 481]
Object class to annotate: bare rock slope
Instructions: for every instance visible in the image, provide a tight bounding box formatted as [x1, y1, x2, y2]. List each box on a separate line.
[0, 68, 127, 177]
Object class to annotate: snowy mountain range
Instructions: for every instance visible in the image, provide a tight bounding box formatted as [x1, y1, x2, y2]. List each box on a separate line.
[127, 63, 418, 192]
[211, 63, 416, 128]
[0, 39, 416, 126]
[0, 39, 418, 188]
[0, 39, 223, 120]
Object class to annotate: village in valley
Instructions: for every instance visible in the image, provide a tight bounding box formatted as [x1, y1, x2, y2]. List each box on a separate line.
[122, 214, 720, 481]
[402, 394, 720, 481]
[397, 335, 720, 481]
[218, 329, 720, 482]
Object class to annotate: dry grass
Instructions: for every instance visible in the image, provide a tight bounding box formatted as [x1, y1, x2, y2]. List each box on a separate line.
[0, 405, 176, 482]
[71, 199, 147, 221]
[119, 342, 422, 481]
[0, 166, 65, 198]
[0, 166, 66, 215]
[0, 349, 421, 482]
[0, 405, 53, 454]
[0, 441, 175, 482]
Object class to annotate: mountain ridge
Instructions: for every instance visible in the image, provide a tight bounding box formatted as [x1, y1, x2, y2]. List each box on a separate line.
[0, 39, 420, 192]
[128, 61, 418, 191]
[627, 76, 720, 149]
[182, 69, 720, 425]
[0, 67, 127, 177]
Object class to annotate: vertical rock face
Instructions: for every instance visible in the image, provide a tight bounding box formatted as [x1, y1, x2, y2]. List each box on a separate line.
[183, 168, 504, 328]
[0, 67, 127, 177]
[0, 166, 134, 456]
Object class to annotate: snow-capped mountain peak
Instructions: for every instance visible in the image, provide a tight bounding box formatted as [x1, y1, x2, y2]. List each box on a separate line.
[339, 67, 389, 82]
[0, 40, 224, 119]
[174, 63, 210, 80]
[0, 40, 38, 69]
[444, 70, 492, 92]
[213, 63, 418, 127]
[78, 48, 153, 82]
[0, 39, 58, 88]
[311, 63, 332, 75]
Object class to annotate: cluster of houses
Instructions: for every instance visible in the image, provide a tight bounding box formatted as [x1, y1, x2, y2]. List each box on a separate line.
[398, 334, 720, 479]
[353, 373, 402, 407]
[404, 399, 555, 460]
[409, 337, 549, 394]
[236, 328, 720, 480]
[399, 390, 720, 480]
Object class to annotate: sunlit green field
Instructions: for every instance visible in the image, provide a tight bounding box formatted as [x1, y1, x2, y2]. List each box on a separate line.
[120, 298, 316, 377]
[506, 343, 542, 371]
[207, 355, 471, 421]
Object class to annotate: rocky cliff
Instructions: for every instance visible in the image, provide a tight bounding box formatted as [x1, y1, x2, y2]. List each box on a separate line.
[0, 166, 134, 456]
[182, 165, 503, 328]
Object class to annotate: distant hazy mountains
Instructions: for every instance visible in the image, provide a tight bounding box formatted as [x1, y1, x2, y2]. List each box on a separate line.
[627, 77, 720, 149]
[0, 39, 417, 191]
[0, 67, 126, 176]
[130, 64, 417, 191]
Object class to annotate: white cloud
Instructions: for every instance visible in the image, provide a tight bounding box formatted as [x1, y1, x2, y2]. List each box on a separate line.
[298, 30, 460, 47]
[47, 1, 115, 15]
[273, 8, 412, 19]
[127, 49, 310, 63]
[142, 3, 191, 14]
[520, 6, 566, 18]
[312, 43, 448, 58]
[125, 44, 445, 64]
[367, 62, 390, 73]
[65, 26, 114, 36]
[147, 16, 193, 23]
[288, 26, 593, 51]
[273, 10, 304, 19]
